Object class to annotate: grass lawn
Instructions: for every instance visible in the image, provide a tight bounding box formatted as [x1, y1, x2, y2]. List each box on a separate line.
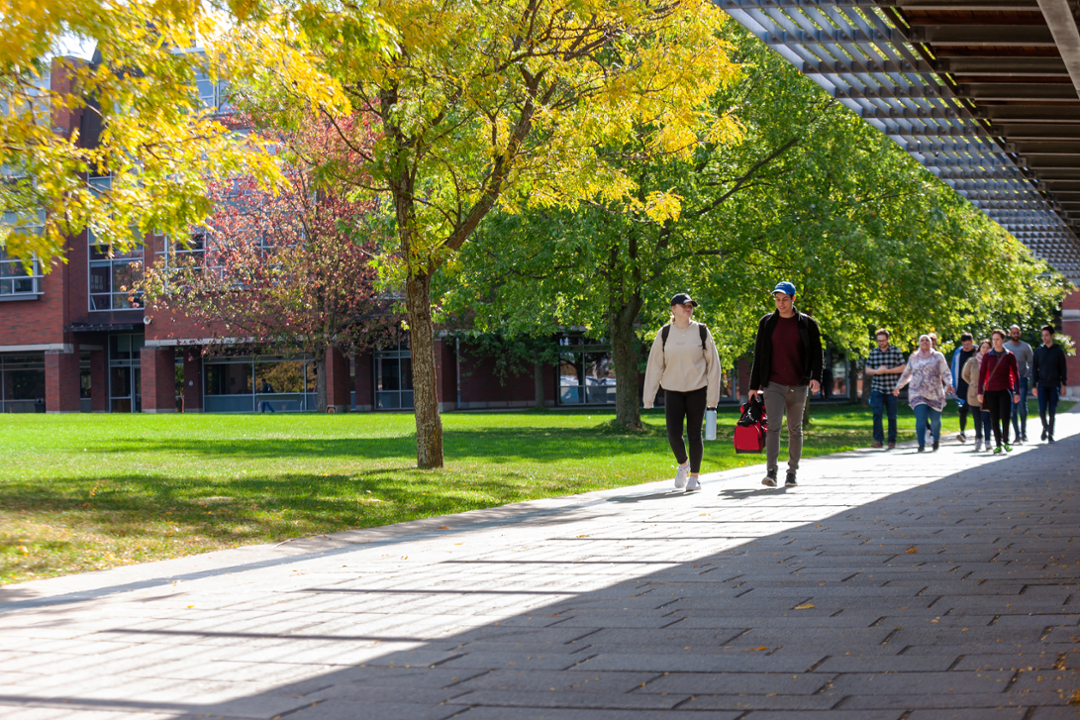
[1, 399, 1065, 584]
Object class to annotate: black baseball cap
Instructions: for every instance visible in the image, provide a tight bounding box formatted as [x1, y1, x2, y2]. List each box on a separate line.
[670, 293, 698, 307]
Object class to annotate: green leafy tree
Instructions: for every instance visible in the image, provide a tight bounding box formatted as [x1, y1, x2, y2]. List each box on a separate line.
[444, 24, 1069, 428]
[251, 0, 743, 466]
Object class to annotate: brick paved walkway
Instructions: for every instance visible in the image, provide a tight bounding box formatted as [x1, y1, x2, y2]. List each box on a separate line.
[2, 413, 1080, 720]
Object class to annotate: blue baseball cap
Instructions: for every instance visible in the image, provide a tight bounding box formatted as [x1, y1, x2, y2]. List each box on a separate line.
[772, 281, 796, 297]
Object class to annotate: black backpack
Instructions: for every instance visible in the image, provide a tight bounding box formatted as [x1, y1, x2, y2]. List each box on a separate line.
[661, 323, 708, 351]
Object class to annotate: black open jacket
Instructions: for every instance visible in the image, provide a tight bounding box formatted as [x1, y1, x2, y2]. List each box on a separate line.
[748, 306, 825, 391]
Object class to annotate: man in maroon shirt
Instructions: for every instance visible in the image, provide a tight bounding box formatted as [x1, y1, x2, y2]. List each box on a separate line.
[748, 282, 824, 487]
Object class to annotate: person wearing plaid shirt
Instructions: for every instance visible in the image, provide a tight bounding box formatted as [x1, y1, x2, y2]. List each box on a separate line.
[866, 329, 906, 449]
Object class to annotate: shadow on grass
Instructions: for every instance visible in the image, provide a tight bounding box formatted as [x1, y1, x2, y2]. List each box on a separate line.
[90, 423, 883, 465]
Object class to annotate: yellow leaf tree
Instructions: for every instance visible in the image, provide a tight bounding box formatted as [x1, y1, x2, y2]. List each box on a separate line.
[0, 0, 354, 263]
[257, 0, 742, 468]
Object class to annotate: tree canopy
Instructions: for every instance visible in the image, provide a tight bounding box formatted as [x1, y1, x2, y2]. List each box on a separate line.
[0, 0, 351, 264]
[442, 23, 1069, 427]
[244, 0, 744, 466]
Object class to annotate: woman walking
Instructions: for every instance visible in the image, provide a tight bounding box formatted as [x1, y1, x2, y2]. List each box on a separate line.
[643, 293, 722, 492]
[961, 339, 992, 452]
[978, 329, 1021, 453]
[894, 334, 953, 452]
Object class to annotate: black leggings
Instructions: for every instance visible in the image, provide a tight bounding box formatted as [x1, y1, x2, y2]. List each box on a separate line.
[983, 389, 1012, 447]
[665, 386, 707, 473]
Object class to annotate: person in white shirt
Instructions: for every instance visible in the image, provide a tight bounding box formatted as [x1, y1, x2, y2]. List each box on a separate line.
[643, 293, 722, 493]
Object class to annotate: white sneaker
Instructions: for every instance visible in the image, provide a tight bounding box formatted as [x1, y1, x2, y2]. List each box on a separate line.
[957, 433, 966, 444]
[674, 463, 690, 489]
[974, 439, 983, 452]
[685, 477, 701, 492]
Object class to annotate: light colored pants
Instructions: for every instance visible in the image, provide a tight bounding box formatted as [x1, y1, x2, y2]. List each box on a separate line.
[763, 382, 809, 474]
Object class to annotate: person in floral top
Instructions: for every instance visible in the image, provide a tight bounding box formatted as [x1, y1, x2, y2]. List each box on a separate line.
[893, 334, 954, 452]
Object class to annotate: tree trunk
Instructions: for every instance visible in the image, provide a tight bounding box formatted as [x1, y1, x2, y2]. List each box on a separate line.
[316, 350, 328, 413]
[610, 296, 644, 430]
[405, 270, 444, 468]
[534, 361, 546, 410]
[859, 358, 871, 405]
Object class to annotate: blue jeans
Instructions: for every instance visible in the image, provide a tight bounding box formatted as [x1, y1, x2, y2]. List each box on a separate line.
[871, 389, 898, 444]
[980, 408, 992, 444]
[1038, 385, 1061, 438]
[1011, 377, 1029, 438]
[912, 404, 941, 448]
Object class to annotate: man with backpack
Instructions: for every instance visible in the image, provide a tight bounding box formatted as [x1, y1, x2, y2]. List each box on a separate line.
[749, 282, 824, 488]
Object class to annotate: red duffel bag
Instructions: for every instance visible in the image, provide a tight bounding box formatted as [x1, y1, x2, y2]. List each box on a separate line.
[734, 395, 768, 454]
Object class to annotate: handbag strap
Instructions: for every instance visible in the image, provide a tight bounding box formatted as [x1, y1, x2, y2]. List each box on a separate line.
[984, 352, 1010, 391]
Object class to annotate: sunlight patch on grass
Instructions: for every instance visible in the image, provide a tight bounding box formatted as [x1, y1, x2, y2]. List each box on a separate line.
[0, 402, 1015, 584]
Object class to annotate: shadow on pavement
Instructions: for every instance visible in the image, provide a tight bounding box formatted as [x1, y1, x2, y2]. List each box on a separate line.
[3, 435, 1080, 719]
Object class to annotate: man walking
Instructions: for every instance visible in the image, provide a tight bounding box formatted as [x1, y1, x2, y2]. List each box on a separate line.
[951, 333, 979, 443]
[865, 329, 905, 449]
[749, 281, 824, 488]
[1005, 325, 1034, 443]
[1032, 324, 1068, 443]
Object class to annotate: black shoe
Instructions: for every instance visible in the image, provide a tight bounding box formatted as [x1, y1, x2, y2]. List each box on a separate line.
[761, 469, 777, 487]
[1042, 429, 1048, 441]
[932, 440, 939, 452]
[917, 446, 925, 453]
[1049, 437, 1056, 444]
[785, 472, 797, 487]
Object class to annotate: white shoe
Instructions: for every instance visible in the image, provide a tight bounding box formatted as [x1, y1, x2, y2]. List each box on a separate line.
[974, 439, 983, 452]
[685, 477, 701, 492]
[957, 433, 966, 444]
[674, 463, 690, 489]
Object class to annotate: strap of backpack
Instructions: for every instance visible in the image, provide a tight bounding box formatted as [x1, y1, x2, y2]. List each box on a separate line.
[662, 322, 707, 351]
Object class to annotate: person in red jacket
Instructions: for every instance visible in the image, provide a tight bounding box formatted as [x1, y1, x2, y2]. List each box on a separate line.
[977, 328, 1021, 453]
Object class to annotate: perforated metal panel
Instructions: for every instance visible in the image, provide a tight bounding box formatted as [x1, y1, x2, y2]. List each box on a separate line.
[720, 0, 1080, 284]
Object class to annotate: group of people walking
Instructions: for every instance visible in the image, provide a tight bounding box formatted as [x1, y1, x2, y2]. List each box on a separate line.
[643, 281, 1069, 492]
[870, 324, 1068, 454]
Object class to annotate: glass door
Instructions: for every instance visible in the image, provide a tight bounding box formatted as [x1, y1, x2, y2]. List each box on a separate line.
[109, 334, 143, 412]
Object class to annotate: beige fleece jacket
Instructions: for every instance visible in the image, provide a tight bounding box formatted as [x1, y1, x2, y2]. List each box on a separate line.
[642, 321, 722, 409]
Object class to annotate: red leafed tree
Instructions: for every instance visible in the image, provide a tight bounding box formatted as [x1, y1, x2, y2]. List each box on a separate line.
[141, 123, 397, 412]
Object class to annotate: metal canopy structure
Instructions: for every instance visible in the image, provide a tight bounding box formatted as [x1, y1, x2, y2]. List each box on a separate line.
[720, 0, 1080, 285]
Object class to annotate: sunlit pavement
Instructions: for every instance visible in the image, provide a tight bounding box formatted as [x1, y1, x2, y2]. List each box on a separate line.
[2, 411, 1080, 719]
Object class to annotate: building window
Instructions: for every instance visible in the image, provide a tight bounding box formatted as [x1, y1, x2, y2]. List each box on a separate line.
[89, 228, 143, 311]
[80, 356, 92, 413]
[0, 250, 42, 299]
[558, 336, 616, 405]
[194, 69, 231, 113]
[720, 365, 738, 403]
[157, 229, 207, 270]
[204, 356, 316, 412]
[818, 348, 849, 400]
[0, 207, 45, 300]
[375, 338, 413, 410]
[0, 354, 46, 413]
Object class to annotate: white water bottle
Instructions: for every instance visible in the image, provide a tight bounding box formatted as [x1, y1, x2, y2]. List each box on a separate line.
[705, 408, 717, 441]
